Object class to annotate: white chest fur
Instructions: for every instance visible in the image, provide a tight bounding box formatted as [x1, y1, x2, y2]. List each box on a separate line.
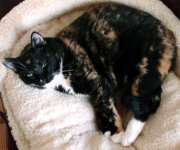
[44, 59, 75, 94]
[44, 73, 75, 94]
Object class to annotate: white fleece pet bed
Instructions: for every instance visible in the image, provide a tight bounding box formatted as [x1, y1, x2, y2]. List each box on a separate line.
[0, 0, 180, 150]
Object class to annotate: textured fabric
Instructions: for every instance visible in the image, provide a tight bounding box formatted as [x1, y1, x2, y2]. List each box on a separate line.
[0, 0, 180, 150]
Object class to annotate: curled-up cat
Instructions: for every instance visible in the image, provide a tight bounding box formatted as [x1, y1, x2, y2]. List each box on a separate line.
[3, 3, 177, 146]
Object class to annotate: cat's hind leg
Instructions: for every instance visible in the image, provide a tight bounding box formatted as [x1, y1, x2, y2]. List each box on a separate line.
[111, 55, 163, 145]
[118, 77, 162, 146]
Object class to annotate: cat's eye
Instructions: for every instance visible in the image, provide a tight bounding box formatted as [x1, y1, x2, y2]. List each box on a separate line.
[42, 64, 46, 68]
[27, 73, 33, 77]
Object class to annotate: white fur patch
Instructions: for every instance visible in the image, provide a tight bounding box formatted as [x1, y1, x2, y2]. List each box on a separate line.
[44, 73, 74, 93]
[104, 131, 111, 138]
[121, 117, 145, 146]
[111, 132, 124, 143]
[44, 60, 75, 94]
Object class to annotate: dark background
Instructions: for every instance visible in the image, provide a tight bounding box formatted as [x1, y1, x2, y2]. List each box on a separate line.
[0, 0, 179, 19]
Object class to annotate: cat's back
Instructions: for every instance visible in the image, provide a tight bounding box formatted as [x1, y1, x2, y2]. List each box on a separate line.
[76, 3, 161, 30]
[59, 3, 176, 73]
[61, 3, 163, 45]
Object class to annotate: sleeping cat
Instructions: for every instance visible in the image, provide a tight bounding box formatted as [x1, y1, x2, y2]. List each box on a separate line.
[3, 3, 177, 146]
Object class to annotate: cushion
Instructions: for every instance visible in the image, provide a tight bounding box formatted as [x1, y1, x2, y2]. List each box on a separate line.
[0, 0, 180, 149]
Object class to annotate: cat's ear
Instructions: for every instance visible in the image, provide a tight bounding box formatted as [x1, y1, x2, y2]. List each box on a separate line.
[3, 58, 21, 72]
[31, 32, 46, 48]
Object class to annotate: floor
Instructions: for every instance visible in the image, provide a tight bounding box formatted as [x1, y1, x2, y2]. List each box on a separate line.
[0, 95, 7, 150]
[0, 94, 17, 150]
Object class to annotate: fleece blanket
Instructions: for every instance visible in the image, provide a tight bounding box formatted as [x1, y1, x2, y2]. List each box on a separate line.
[0, 0, 180, 150]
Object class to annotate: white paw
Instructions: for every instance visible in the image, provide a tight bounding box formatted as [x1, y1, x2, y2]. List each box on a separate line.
[121, 132, 135, 146]
[104, 131, 111, 138]
[121, 117, 145, 146]
[111, 132, 124, 143]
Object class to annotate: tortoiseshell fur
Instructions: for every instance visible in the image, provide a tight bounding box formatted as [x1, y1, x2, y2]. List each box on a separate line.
[57, 3, 176, 133]
[4, 3, 177, 141]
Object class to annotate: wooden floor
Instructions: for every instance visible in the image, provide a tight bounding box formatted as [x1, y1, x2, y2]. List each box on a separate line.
[0, 95, 7, 150]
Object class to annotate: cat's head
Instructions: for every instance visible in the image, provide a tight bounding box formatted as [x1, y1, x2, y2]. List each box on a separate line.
[3, 32, 65, 88]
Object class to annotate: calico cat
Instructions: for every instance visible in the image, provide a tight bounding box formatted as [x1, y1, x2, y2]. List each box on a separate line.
[3, 3, 177, 146]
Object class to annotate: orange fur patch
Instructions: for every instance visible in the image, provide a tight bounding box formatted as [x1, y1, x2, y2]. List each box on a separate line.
[139, 57, 148, 75]
[158, 50, 173, 77]
[109, 98, 124, 132]
[131, 79, 140, 96]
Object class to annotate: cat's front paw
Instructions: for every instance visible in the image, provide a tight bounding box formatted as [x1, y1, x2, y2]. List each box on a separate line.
[110, 131, 136, 146]
[104, 131, 111, 137]
[121, 132, 135, 146]
[111, 132, 124, 143]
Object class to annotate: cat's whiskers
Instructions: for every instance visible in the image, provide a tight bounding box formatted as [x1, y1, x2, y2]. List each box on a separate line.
[16, 60, 27, 69]
[62, 70, 73, 73]
[60, 58, 74, 74]
[52, 70, 60, 76]
[52, 69, 74, 77]
[16, 65, 27, 70]
[62, 59, 75, 68]
[32, 56, 38, 64]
